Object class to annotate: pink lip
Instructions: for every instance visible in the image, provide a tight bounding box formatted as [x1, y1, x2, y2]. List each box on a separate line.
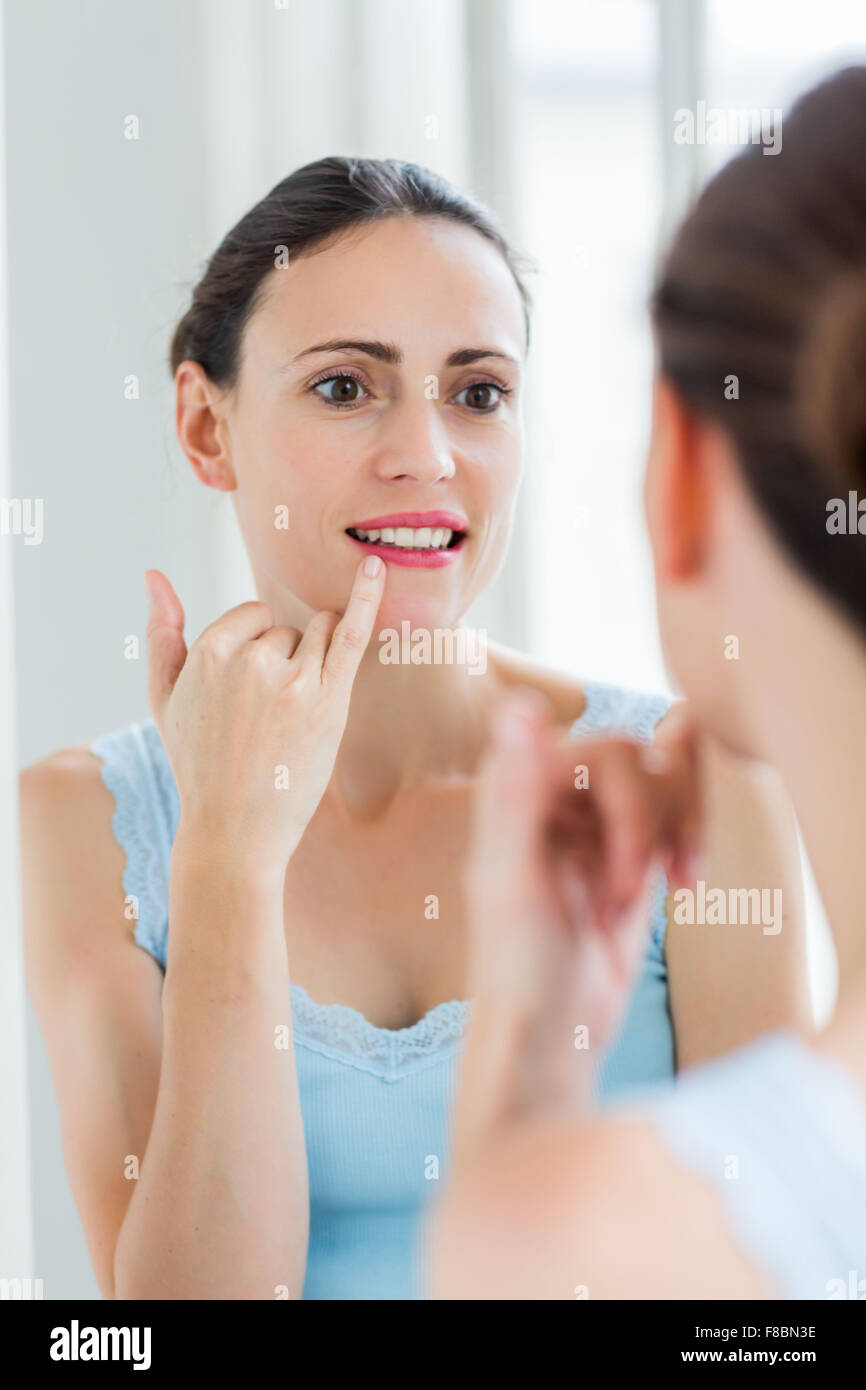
[344, 509, 469, 569]
[348, 510, 468, 531]
[345, 533, 465, 568]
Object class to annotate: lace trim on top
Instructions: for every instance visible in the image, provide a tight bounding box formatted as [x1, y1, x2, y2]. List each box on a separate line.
[90, 679, 672, 1076]
[92, 722, 177, 968]
[571, 680, 672, 743]
[290, 984, 474, 1080]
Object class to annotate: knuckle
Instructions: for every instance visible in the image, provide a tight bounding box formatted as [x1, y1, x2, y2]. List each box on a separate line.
[339, 625, 365, 652]
[308, 610, 335, 631]
[239, 599, 273, 626]
[195, 630, 228, 661]
[246, 639, 274, 669]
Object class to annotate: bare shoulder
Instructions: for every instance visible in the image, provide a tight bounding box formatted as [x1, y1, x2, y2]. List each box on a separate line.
[21, 742, 110, 804]
[486, 642, 587, 732]
[431, 1112, 774, 1300]
[549, 1115, 775, 1299]
[20, 744, 120, 874]
[19, 745, 135, 987]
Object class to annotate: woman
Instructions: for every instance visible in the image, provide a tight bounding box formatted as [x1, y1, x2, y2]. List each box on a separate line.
[427, 66, 866, 1301]
[19, 158, 807, 1300]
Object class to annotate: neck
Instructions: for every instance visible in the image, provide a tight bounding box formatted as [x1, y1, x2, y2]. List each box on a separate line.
[746, 583, 866, 995]
[332, 635, 493, 814]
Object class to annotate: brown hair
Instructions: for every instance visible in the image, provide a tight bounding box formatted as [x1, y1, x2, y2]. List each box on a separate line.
[169, 156, 532, 388]
[651, 66, 866, 633]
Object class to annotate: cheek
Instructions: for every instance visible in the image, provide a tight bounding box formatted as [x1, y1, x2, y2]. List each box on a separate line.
[237, 419, 343, 532]
[231, 447, 333, 594]
[469, 436, 522, 559]
[473, 428, 522, 513]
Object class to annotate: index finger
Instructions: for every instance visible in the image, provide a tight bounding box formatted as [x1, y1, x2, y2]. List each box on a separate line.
[322, 555, 387, 687]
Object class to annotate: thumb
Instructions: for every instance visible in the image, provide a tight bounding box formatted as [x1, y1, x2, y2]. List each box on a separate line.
[144, 569, 187, 717]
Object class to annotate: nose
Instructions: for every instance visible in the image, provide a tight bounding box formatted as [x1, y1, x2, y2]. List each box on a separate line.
[372, 397, 456, 485]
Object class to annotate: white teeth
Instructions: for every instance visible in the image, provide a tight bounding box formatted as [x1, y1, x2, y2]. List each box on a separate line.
[350, 525, 459, 550]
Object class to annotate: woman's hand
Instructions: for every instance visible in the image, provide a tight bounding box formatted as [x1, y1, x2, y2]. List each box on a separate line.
[144, 555, 387, 872]
[452, 689, 702, 1164]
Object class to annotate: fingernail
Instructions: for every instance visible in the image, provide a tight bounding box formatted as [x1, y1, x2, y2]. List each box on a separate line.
[363, 555, 382, 578]
[144, 572, 155, 603]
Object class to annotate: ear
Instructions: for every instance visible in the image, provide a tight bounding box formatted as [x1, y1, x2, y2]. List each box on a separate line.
[645, 373, 710, 582]
[175, 361, 238, 492]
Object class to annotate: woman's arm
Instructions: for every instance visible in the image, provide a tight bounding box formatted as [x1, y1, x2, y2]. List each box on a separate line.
[661, 717, 813, 1069]
[23, 557, 385, 1300]
[114, 828, 307, 1300]
[21, 751, 165, 1300]
[21, 751, 308, 1300]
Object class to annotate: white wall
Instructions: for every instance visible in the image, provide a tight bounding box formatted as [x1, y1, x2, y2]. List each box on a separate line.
[7, 0, 219, 1301]
[7, 0, 494, 1300]
[0, 0, 34, 1292]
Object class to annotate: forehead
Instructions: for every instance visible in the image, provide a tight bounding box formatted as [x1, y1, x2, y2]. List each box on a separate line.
[245, 215, 526, 363]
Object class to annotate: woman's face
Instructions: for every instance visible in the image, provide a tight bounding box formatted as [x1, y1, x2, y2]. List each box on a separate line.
[214, 214, 526, 632]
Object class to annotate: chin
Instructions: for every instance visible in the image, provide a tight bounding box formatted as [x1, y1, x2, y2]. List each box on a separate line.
[374, 594, 463, 635]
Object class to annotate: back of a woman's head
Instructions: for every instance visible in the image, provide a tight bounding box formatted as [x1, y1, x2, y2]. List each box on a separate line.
[652, 66, 866, 637]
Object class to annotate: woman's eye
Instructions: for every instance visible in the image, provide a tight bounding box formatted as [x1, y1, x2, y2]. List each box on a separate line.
[312, 375, 368, 406]
[453, 382, 506, 412]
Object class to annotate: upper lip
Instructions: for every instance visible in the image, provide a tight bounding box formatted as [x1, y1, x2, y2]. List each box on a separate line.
[347, 510, 468, 532]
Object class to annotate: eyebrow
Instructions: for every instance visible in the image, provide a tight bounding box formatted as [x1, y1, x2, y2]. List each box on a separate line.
[285, 339, 519, 369]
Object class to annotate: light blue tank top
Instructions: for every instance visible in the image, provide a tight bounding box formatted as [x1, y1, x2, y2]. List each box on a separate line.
[633, 1029, 866, 1299]
[91, 679, 675, 1300]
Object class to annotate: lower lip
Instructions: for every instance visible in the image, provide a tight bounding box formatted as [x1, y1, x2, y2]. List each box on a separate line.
[345, 533, 465, 568]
